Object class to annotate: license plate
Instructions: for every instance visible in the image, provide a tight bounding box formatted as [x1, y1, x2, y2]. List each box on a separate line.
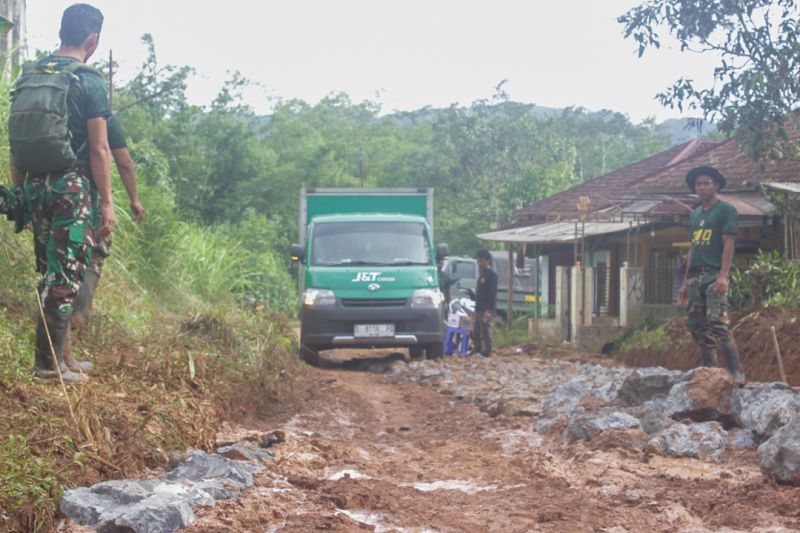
[354, 324, 395, 338]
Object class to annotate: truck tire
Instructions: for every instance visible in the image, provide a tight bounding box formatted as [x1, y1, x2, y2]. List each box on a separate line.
[299, 345, 321, 366]
[409, 346, 425, 359]
[425, 342, 444, 359]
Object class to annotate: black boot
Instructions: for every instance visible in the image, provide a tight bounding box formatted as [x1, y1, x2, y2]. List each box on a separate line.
[700, 348, 718, 367]
[33, 310, 87, 383]
[71, 269, 100, 334]
[721, 342, 746, 385]
[62, 323, 93, 373]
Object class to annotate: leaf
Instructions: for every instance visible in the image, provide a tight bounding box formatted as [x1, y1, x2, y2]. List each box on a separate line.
[0, 16, 13, 37]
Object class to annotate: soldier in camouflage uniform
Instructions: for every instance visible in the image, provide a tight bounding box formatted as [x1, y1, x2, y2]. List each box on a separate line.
[678, 166, 746, 384]
[70, 115, 145, 340]
[9, 4, 116, 382]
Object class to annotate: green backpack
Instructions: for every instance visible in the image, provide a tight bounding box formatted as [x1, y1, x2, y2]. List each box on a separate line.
[8, 61, 101, 176]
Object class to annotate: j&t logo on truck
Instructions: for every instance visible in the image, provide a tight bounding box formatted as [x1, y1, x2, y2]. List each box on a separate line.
[352, 272, 382, 282]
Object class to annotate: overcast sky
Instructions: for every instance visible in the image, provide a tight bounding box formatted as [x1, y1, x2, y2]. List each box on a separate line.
[25, 1, 721, 121]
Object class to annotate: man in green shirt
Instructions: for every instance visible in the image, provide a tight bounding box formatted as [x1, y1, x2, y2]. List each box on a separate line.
[10, 4, 114, 382]
[678, 166, 745, 384]
[64, 115, 145, 372]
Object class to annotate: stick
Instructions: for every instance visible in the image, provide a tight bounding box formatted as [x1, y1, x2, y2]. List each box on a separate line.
[35, 289, 80, 426]
[770, 325, 788, 384]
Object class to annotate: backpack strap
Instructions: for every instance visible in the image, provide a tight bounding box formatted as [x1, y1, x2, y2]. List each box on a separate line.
[61, 61, 104, 79]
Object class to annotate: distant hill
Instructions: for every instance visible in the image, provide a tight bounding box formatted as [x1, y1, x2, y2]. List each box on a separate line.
[656, 118, 718, 145]
[251, 102, 716, 146]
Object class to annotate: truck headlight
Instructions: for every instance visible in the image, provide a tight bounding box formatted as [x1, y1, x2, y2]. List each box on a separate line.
[411, 288, 444, 308]
[303, 289, 336, 307]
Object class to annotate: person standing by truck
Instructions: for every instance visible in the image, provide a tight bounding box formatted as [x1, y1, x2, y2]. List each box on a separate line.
[473, 249, 497, 357]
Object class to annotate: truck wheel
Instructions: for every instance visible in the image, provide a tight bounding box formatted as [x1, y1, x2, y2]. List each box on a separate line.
[409, 346, 425, 359]
[299, 345, 320, 366]
[425, 342, 444, 359]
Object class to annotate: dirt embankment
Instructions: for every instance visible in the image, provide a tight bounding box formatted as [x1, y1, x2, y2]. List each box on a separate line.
[618, 306, 800, 385]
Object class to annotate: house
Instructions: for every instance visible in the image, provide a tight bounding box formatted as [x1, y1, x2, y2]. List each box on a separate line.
[479, 136, 799, 350]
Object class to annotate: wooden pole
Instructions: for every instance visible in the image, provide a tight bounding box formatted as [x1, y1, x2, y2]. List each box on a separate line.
[770, 326, 788, 384]
[507, 242, 514, 325]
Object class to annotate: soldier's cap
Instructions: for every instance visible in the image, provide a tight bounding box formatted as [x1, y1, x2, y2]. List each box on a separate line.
[685, 166, 726, 192]
[475, 249, 492, 261]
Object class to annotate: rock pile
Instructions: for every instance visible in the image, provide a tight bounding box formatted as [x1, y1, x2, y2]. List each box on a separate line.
[393, 357, 800, 485]
[61, 444, 270, 533]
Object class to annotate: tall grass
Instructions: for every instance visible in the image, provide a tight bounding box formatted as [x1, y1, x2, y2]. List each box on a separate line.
[0, 63, 298, 531]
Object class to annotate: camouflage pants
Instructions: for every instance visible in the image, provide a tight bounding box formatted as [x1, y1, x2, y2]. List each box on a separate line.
[25, 171, 95, 313]
[88, 188, 110, 274]
[472, 312, 493, 356]
[686, 271, 734, 350]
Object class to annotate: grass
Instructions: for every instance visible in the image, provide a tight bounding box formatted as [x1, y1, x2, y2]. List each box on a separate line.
[493, 314, 533, 348]
[0, 132, 299, 532]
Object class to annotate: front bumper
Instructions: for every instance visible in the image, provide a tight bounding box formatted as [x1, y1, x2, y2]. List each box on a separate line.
[300, 298, 445, 350]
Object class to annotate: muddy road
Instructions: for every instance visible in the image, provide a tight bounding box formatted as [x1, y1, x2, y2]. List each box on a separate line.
[177, 349, 798, 532]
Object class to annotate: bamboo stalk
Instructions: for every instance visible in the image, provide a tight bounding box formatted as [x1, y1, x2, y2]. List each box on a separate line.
[770, 325, 788, 384]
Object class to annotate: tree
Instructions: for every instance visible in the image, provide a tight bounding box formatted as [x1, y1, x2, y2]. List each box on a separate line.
[619, 0, 800, 159]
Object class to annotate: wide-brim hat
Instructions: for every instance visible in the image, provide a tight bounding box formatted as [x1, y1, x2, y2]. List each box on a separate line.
[685, 166, 726, 192]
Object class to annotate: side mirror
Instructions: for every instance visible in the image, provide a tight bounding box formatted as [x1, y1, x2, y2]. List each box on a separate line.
[290, 243, 305, 263]
[436, 243, 449, 262]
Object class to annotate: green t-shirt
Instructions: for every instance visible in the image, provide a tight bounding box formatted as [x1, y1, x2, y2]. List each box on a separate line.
[107, 114, 127, 150]
[35, 55, 110, 166]
[688, 200, 738, 270]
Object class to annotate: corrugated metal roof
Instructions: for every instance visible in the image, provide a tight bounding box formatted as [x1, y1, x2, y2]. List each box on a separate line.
[478, 221, 640, 244]
[764, 182, 800, 194]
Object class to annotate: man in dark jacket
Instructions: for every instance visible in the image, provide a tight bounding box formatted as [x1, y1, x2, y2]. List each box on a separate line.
[473, 249, 498, 357]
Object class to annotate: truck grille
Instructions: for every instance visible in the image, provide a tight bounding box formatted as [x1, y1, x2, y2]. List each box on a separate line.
[341, 298, 407, 308]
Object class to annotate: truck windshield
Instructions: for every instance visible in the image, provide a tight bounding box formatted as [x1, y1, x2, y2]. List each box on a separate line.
[311, 221, 431, 266]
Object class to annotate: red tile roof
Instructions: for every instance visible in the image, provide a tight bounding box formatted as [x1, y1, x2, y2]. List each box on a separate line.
[635, 131, 800, 193]
[513, 139, 722, 223]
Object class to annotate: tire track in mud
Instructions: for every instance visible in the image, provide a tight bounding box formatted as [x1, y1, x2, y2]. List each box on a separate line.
[183, 351, 800, 533]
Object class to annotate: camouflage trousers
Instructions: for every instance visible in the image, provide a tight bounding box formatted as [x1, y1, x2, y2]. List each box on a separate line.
[686, 271, 734, 350]
[24, 171, 95, 313]
[88, 188, 110, 274]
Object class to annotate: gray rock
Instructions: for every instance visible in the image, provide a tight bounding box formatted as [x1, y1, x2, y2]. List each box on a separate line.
[216, 442, 275, 463]
[628, 398, 673, 435]
[648, 422, 728, 460]
[165, 449, 253, 488]
[758, 415, 800, 485]
[733, 382, 800, 442]
[60, 487, 107, 527]
[568, 411, 642, 442]
[727, 428, 756, 449]
[97, 493, 195, 533]
[618, 367, 689, 406]
[61, 481, 200, 533]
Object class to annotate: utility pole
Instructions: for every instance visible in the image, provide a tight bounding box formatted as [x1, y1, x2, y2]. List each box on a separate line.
[359, 147, 366, 188]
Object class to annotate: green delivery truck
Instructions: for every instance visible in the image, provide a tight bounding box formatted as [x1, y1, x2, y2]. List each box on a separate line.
[290, 188, 449, 364]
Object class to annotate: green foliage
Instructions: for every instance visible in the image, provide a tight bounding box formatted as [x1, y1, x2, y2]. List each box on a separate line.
[0, 434, 61, 529]
[619, 0, 800, 160]
[730, 251, 800, 309]
[613, 314, 665, 353]
[493, 314, 533, 348]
